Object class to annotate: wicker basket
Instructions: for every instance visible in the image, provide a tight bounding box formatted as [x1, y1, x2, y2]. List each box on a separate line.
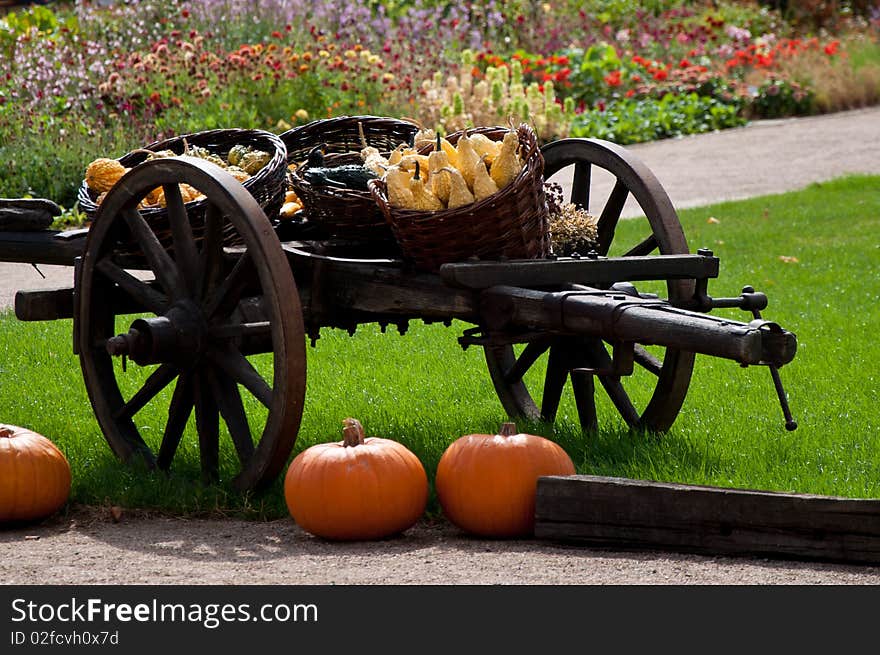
[77, 128, 288, 251]
[369, 123, 551, 272]
[281, 115, 420, 242]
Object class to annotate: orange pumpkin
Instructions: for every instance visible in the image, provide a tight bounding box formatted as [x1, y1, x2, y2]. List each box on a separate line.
[435, 422, 575, 538]
[0, 424, 71, 523]
[284, 418, 428, 541]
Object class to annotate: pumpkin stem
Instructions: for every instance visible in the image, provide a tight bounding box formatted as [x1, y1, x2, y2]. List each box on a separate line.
[499, 422, 517, 437]
[0, 426, 13, 438]
[342, 418, 366, 447]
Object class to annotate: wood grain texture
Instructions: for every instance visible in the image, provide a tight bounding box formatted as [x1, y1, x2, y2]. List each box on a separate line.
[535, 475, 880, 564]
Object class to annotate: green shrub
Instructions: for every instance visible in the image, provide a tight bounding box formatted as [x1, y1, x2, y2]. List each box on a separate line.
[570, 92, 746, 143]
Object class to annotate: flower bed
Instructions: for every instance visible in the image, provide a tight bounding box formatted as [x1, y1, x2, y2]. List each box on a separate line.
[0, 0, 878, 212]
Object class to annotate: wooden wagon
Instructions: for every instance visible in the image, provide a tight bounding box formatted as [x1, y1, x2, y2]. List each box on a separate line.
[1, 137, 797, 492]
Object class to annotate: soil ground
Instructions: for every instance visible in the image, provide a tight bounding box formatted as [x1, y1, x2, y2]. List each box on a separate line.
[2, 106, 880, 584]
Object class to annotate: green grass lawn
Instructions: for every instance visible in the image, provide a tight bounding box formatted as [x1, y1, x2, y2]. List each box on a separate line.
[1, 174, 878, 519]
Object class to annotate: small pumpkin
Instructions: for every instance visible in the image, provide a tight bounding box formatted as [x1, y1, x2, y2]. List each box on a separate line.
[284, 418, 428, 541]
[435, 422, 575, 538]
[0, 424, 71, 523]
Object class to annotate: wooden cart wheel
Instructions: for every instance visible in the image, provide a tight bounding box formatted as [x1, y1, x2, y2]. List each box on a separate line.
[484, 138, 695, 433]
[76, 156, 305, 491]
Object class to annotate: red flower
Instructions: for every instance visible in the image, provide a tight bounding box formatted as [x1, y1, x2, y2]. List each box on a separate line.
[653, 69, 668, 81]
[824, 40, 840, 56]
[679, 58, 691, 68]
[604, 70, 622, 87]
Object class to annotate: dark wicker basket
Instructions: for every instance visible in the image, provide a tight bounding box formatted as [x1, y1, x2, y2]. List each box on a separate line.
[369, 123, 550, 272]
[77, 128, 288, 251]
[281, 115, 420, 242]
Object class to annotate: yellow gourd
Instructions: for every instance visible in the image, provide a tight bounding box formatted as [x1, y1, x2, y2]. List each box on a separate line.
[385, 166, 415, 209]
[469, 133, 502, 166]
[408, 162, 443, 211]
[413, 127, 437, 150]
[227, 166, 251, 183]
[455, 135, 483, 192]
[359, 122, 390, 175]
[472, 154, 499, 201]
[490, 129, 523, 190]
[439, 167, 475, 209]
[388, 143, 409, 166]
[437, 134, 459, 170]
[428, 134, 451, 205]
[85, 158, 128, 194]
[398, 153, 431, 176]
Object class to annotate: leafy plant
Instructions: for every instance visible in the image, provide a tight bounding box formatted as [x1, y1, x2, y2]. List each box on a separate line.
[570, 92, 746, 143]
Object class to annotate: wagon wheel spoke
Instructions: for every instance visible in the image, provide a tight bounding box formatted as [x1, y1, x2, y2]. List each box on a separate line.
[207, 369, 255, 467]
[570, 161, 591, 209]
[121, 207, 181, 297]
[157, 372, 194, 470]
[622, 234, 659, 257]
[586, 340, 641, 428]
[596, 179, 629, 256]
[541, 342, 571, 422]
[634, 345, 663, 377]
[207, 346, 273, 408]
[114, 363, 178, 421]
[503, 339, 551, 385]
[200, 203, 226, 300]
[570, 368, 599, 432]
[165, 183, 200, 295]
[95, 258, 168, 315]
[193, 370, 220, 482]
[203, 251, 253, 320]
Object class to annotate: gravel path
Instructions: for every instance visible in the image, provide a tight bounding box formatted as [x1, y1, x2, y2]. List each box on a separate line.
[2, 107, 880, 584]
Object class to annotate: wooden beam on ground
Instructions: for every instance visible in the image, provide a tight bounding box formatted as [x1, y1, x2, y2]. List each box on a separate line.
[534, 475, 880, 565]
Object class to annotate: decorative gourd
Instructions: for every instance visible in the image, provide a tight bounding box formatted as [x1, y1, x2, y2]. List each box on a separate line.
[471, 154, 499, 201]
[284, 418, 428, 541]
[388, 143, 409, 166]
[408, 162, 443, 211]
[469, 132, 502, 166]
[239, 149, 272, 175]
[227, 144, 250, 167]
[435, 422, 575, 538]
[0, 424, 71, 523]
[454, 135, 482, 191]
[85, 158, 127, 194]
[439, 167, 474, 209]
[359, 122, 390, 175]
[428, 135, 451, 205]
[384, 166, 415, 209]
[489, 129, 523, 190]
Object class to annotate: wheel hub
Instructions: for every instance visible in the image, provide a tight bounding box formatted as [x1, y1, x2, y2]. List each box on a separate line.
[106, 300, 205, 367]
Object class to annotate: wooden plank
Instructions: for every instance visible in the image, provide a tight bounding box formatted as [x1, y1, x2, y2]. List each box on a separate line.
[15, 280, 159, 321]
[14, 286, 75, 321]
[534, 475, 880, 565]
[439, 254, 719, 290]
[0, 230, 86, 265]
[283, 245, 480, 323]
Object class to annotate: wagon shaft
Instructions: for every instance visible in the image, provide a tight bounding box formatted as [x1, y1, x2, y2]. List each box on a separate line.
[479, 284, 797, 368]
